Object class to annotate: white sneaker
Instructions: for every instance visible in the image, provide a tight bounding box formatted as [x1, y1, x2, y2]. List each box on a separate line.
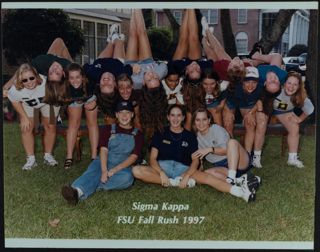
[22, 156, 37, 170]
[252, 155, 262, 168]
[111, 33, 120, 43]
[201, 16, 209, 37]
[169, 176, 196, 188]
[44, 153, 58, 166]
[109, 24, 119, 36]
[209, 26, 214, 34]
[226, 176, 236, 185]
[240, 182, 256, 203]
[119, 33, 125, 41]
[287, 157, 304, 168]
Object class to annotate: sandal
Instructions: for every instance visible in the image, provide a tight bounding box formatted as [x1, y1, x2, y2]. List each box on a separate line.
[64, 158, 73, 170]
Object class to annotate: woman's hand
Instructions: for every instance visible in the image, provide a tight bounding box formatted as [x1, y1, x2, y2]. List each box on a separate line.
[100, 170, 108, 183]
[288, 112, 302, 124]
[179, 174, 190, 189]
[107, 168, 118, 177]
[193, 148, 212, 159]
[20, 116, 31, 132]
[159, 170, 170, 187]
[244, 111, 256, 127]
[132, 64, 141, 74]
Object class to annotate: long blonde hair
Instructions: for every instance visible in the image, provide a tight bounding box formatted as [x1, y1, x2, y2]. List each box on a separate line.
[14, 63, 42, 90]
[286, 71, 307, 107]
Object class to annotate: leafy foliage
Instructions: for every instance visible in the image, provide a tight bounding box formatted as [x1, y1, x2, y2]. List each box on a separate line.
[3, 9, 84, 65]
[148, 27, 173, 61]
[287, 44, 308, 56]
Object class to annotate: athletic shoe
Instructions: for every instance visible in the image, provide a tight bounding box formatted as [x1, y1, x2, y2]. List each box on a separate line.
[226, 176, 236, 185]
[22, 156, 37, 170]
[119, 33, 125, 41]
[239, 173, 261, 192]
[201, 16, 209, 37]
[240, 182, 256, 203]
[209, 26, 214, 34]
[252, 155, 262, 168]
[44, 153, 58, 166]
[109, 23, 119, 36]
[61, 185, 79, 205]
[287, 157, 304, 168]
[169, 176, 196, 188]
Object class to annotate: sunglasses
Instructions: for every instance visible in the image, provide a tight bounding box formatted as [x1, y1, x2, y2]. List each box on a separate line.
[22, 76, 36, 83]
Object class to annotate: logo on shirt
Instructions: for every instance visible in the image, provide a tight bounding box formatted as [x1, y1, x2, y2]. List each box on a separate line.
[163, 139, 171, 145]
[95, 63, 102, 68]
[181, 141, 188, 147]
[277, 102, 288, 110]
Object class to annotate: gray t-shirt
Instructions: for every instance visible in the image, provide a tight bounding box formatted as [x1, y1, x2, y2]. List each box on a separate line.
[273, 88, 314, 115]
[197, 124, 230, 164]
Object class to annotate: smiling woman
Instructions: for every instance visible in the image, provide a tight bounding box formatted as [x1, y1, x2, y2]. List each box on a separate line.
[7, 63, 59, 170]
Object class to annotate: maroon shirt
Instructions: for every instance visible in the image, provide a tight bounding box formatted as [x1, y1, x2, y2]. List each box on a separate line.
[98, 124, 144, 157]
[213, 59, 251, 81]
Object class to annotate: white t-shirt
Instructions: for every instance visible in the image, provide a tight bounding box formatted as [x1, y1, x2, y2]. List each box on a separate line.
[197, 124, 230, 164]
[8, 74, 46, 109]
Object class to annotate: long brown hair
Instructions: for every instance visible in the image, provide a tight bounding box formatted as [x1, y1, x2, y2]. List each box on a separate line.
[65, 63, 89, 97]
[191, 107, 213, 133]
[139, 85, 168, 138]
[285, 71, 307, 107]
[43, 80, 68, 106]
[201, 68, 221, 98]
[14, 63, 42, 90]
[182, 77, 206, 114]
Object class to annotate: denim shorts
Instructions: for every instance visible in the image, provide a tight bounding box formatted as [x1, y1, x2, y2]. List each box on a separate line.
[272, 109, 293, 116]
[211, 152, 252, 178]
[158, 160, 189, 178]
[68, 95, 97, 108]
[125, 57, 154, 65]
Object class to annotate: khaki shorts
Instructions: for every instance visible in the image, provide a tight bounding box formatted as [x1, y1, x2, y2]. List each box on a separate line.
[22, 103, 60, 118]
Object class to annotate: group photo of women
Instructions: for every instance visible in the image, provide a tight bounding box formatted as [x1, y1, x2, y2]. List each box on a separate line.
[3, 8, 314, 206]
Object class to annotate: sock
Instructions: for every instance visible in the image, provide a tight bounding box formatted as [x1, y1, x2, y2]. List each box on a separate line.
[75, 187, 83, 198]
[288, 152, 297, 160]
[227, 170, 236, 180]
[27, 155, 35, 160]
[254, 150, 261, 156]
[44, 152, 51, 158]
[230, 185, 243, 198]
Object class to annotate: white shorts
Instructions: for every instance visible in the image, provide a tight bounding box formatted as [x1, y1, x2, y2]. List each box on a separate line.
[22, 103, 60, 118]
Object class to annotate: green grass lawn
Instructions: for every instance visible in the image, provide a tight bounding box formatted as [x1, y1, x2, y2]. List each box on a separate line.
[3, 122, 315, 241]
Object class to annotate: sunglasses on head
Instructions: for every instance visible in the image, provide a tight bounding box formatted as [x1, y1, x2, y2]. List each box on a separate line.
[21, 76, 36, 83]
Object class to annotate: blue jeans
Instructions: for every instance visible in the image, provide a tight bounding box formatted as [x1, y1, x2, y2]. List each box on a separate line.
[158, 160, 189, 178]
[72, 125, 138, 200]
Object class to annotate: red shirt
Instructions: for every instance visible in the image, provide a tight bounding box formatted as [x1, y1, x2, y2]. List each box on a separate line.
[98, 124, 144, 157]
[213, 59, 251, 81]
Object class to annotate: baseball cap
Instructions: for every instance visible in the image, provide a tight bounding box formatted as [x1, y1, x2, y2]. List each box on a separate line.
[115, 101, 134, 112]
[244, 66, 259, 81]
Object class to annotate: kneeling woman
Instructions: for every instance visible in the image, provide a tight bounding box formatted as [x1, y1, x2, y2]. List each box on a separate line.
[61, 101, 144, 205]
[192, 108, 260, 190]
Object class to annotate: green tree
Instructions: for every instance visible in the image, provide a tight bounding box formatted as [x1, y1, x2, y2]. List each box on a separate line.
[3, 9, 84, 65]
[148, 27, 173, 60]
[287, 44, 308, 56]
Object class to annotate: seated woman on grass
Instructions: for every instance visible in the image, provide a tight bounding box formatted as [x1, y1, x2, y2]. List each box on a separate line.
[132, 104, 256, 203]
[192, 107, 261, 192]
[272, 71, 314, 168]
[61, 101, 144, 205]
[7, 64, 59, 170]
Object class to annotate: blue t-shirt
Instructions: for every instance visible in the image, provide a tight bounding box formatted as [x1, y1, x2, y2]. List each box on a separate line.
[84, 58, 133, 84]
[234, 82, 264, 109]
[168, 58, 213, 76]
[257, 65, 287, 86]
[150, 127, 198, 166]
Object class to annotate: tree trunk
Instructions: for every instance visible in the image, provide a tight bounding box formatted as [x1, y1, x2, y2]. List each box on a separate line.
[259, 9, 297, 53]
[305, 10, 318, 106]
[163, 9, 180, 44]
[220, 9, 237, 58]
